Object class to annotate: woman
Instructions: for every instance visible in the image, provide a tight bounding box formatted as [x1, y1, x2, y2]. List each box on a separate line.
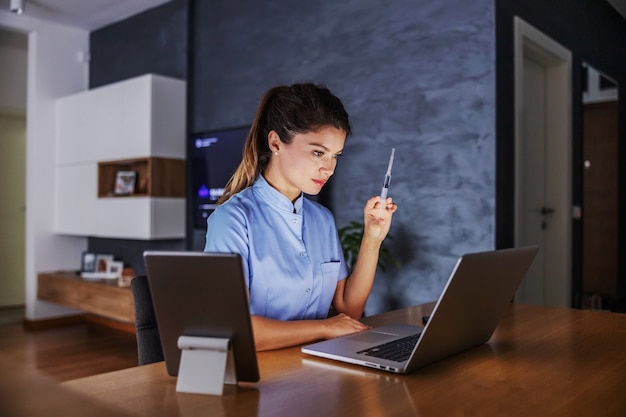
[204, 83, 397, 351]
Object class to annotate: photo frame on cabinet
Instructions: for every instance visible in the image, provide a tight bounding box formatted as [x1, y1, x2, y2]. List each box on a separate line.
[95, 254, 114, 273]
[114, 170, 137, 195]
[108, 261, 124, 278]
[81, 252, 97, 273]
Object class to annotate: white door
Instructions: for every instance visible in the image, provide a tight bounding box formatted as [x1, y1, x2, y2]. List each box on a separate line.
[516, 57, 547, 304]
[513, 17, 572, 307]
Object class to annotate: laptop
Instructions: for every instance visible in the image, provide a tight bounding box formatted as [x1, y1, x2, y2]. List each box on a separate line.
[302, 246, 539, 374]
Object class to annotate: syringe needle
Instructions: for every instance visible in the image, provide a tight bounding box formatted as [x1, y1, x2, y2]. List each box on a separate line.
[377, 148, 395, 219]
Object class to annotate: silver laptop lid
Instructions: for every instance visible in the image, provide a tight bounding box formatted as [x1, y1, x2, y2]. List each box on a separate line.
[404, 246, 539, 371]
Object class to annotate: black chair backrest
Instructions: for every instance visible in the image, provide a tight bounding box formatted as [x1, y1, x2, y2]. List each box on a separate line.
[130, 275, 164, 365]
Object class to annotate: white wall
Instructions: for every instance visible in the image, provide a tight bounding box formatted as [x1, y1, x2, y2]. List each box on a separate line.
[0, 11, 90, 319]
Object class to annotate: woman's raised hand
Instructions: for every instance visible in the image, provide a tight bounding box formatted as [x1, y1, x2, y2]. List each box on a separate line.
[363, 196, 397, 241]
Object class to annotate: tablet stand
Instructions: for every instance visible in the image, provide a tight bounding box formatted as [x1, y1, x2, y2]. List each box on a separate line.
[176, 335, 237, 395]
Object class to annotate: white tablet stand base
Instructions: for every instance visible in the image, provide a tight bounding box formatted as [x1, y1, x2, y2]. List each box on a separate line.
[176, 336, 237, 395]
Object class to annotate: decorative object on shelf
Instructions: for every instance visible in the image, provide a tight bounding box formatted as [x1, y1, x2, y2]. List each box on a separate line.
[114, 170, 137, 195]
[118, 266, 136, 287]
[95, 254, 114, 272]
[108, 261, 124, 277]
[81, 251, 97, 273]
[81, 253, 118, 280]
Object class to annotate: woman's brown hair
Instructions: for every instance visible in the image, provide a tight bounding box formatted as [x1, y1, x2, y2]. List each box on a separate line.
[217, 83, 351, 204]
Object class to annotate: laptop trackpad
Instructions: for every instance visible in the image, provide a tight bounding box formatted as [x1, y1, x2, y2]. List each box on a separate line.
[348, 331, 397, 343]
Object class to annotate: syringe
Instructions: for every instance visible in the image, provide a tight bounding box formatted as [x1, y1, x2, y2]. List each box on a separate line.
[377, 148, 395, 219]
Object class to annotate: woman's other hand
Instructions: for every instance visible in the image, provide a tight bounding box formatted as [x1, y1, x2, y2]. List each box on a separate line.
[322, 313, 370, 339]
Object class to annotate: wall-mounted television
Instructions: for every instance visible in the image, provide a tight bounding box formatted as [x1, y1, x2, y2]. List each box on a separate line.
[188, 126, 249, 230]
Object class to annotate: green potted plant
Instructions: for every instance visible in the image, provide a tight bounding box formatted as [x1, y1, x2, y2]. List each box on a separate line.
[337, 221, 399, 272]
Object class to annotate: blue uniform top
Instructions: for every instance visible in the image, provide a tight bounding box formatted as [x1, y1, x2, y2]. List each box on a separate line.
[204, 175, 349, 321]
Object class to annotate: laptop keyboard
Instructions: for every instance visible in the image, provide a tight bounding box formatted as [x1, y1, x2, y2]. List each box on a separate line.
[357, 333, 421, 362]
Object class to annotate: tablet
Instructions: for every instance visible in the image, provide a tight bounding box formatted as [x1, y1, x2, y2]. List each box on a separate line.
[143, 251, 259, 383]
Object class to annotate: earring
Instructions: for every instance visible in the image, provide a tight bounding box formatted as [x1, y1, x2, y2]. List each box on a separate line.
[274, 152, 278, 156]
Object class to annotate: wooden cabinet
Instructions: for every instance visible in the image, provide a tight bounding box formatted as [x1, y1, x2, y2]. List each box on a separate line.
[37, 272, 134, 324]
[54, 74, 186, 239]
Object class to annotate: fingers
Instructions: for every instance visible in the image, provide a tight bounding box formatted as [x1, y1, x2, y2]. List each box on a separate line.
[327, 313, 370, 338]
[369, 196, 397, 214]
[381, 197, 397, 212]
[367, 195, 382, 209]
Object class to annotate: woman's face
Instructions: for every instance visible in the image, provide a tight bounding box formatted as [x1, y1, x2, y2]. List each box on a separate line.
[265, 126, 346, 202]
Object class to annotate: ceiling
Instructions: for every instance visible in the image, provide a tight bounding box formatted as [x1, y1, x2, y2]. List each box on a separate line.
[0, 0, 173, 31]
[1, 0, 625, 32]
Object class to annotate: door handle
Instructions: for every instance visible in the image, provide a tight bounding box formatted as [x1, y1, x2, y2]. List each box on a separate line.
[541, 206, 554, 215]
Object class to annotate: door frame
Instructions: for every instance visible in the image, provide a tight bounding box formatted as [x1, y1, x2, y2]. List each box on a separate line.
[513, 17, 572, 307]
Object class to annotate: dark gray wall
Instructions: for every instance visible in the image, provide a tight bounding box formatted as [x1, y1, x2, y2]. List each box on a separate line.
[86, 0, 626, 313]
[89, 0, 187, 88]
[190, 0, 496, 314]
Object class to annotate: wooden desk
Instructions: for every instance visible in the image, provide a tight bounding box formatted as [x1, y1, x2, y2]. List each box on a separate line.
[61, 303, 626, 417]
[0, 355, 133, 417]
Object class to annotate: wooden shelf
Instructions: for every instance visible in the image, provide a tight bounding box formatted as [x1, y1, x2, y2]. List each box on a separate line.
[37, 271, 135, 324]
[97, 157, 185, 198]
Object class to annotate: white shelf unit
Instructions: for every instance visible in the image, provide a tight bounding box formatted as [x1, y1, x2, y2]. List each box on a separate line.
[54, 74, 186, 240]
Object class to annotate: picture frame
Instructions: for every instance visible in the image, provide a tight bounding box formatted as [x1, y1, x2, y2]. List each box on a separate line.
[108, 261, 124, 278]
[95, 254, 114, 273]
[114, 170, 137, 195]
[81, 251, 97, 273]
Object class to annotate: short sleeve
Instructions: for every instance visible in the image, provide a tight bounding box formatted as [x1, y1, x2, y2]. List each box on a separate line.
[204, 203, 250, 283]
